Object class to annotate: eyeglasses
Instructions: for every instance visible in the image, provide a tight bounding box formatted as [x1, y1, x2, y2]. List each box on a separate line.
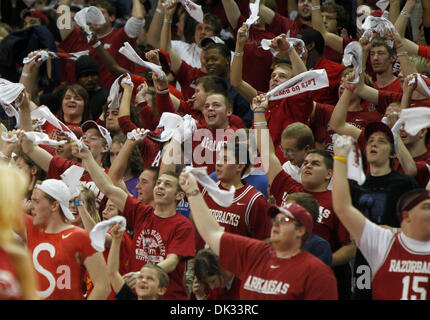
[272, 216, 295, 225]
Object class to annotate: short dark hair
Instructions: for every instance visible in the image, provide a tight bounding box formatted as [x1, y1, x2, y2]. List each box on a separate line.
[203, 13, 222, 36]
[298, 29, 325, 56]
[285, 192, 320, 223]
[194, 248, 222, 285]
[306, 149, 333, 170]
[204, 43, 231, 62]
[195, 76, 229, 96]
[223, 140, 251, 177]
[321, 2, 349, 31]
[371, 38, 395, 57]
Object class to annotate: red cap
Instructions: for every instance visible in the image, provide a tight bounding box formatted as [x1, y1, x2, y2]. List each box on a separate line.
[29, 9, 49, 25]
[364, 121, 394, 144]
[268, 203, 314, 235]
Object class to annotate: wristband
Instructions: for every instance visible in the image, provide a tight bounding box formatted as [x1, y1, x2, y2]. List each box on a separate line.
[254, 121, 267, 127]
[311, 6, 320, 11]
[233, 51, 244, 57]
[92, 41, 101, 49]
[163, 18, 172, 24]
[186, 189, 200, 197]
[400, 10, 411, 17]
[253, 110, 265, 114]
[156, 8, 163, 14]
[73, 200, 83, 206]
[333, 156, 347, 164]
[343, 85, 356, 93]
[21, 71, 30, 78]
[397, 51, 408, 56]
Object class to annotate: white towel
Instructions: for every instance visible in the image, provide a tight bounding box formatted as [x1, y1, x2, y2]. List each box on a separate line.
[149, 112, 185, 142]
[1, 131, 67, 146]
[333, 134, 366, 185]
[60, 165, 85, 198]
[31, 105, 83, 151]
[119, 42, 164, 79]
[376, 0, 390, 11]
[360, 15, 395, 47]
[107, 73, 134, 109]
[266, 69, 329, 101]
[90, 216, 127, 252]
[0, 79, 25, 127]
[184, 166, 235, 207]
[261, 37, 305, 57]
[179, 0, 204, 24]
[23, 50, 89, 64]
[171, 114, 197, 143]
[400, 107, 430, 136]
[127, 128, 150, 141]
[342, 41, 362, 83]
[74, 6, 106, 42]
[245, 0, 260, 30]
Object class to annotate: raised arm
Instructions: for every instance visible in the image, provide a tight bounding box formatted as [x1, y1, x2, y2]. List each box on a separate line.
[252, 94, 282, 185]
[108, 130, 147, 189]
[258, 2, 276, 25]
[388, 0, 402, 24]
[221, 0, 241, 30]
[179, 171, 224, 255]
[329, 83, 363, 140]
[90, 34, 129, 78]
[118, 76, 134, 119]
[106, 223, 126, 293]
[159, 0, 182, 74]
[311, 0, 344, 53]
[72, 142, 128, 212]
[19, 51, 43, 103]
[230, 23, 258, 103]
[19, 94, 53, 172]
[394, 0, 416, 36]
[83, 251, 111, 300]
[146, 0, 165, 48]
[331, 136, 366, 244]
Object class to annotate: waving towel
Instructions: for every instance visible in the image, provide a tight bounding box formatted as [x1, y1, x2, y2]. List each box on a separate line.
[90, 216, 127, 252]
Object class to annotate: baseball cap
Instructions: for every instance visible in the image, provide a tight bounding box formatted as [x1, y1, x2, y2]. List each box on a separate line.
[81, 120, 112, 148]
[35, 179, 75, 221]
[75, 55, 99, 80]
[364, 121, 394, 144]
[200, 36, 225, 48]
[268, 203, 313, 235]
[22, 9, 49, 25]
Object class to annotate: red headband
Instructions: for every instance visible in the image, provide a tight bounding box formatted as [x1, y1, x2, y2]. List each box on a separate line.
[400, 192, 430, 221]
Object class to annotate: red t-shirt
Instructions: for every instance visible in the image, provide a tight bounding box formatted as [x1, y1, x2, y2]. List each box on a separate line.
[235, 15, 275, 92]
[0, 247, 22, 300]
[122, 195, 195, 300]
[311, 57, 346, 106]
[418, 44, 430, 60]
[48, 156, 108, 211]
[25, 215, 97, 300]
[266, 12, 311, 38]
[261, 92, 314, 163]
[374, 77, 402, 94]
[191, 125, 239, 174]
[196, 182, 271, 251]
[372, 233, 430, 300]
[377, 90, 430, 114]
[270, 170, 350, 250]
[310, 102, 382, 154]
[117, 115, 162, 168]
[173, 61, 206, 101]
[58, 27, 136, 89]
[323, 37, 355, 63]
[219, 232, 338, 299]
[86, 230, 132, 300]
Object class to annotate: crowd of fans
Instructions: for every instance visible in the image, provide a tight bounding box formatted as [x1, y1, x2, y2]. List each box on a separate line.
[0, 0, 430, 301]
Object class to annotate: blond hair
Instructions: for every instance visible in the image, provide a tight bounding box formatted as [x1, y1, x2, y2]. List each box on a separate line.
[0, 164, 39, 299]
